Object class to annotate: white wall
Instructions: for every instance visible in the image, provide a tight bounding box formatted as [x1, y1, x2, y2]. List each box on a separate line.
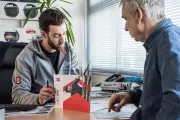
[56, 0, 86, 68]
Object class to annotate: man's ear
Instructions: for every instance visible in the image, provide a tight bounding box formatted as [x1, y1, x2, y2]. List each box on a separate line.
[136, 8, 143, 24]
[40, 30, 47, 38]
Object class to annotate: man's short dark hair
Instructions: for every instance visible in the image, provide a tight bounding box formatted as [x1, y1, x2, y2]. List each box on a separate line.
[39, 9, 66, 33]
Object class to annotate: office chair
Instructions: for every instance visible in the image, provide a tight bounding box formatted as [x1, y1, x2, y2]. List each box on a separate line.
[0, 41, 27, 104]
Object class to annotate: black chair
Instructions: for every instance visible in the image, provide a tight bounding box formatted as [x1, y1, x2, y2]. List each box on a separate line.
[0, 42, 27, 104]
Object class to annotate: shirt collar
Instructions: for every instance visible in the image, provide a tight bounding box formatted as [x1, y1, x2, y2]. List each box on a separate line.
[143, 18, 173, 52]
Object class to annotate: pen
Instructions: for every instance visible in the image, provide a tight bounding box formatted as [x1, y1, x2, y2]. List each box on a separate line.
[47, 80, 49, 87]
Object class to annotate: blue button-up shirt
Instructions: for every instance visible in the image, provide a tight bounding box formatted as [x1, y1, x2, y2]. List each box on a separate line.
[139, 19, 180, 120]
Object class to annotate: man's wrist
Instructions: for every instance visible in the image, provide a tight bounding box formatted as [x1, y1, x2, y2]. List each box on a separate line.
[128, 89, 142, 106]
[37, 95, 45, 106]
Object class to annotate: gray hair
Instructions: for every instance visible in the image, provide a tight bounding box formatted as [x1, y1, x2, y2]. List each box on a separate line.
[120, 0, 166, 21]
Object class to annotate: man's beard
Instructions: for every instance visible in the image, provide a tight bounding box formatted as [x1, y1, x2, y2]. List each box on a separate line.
[47, 35, 59, 50]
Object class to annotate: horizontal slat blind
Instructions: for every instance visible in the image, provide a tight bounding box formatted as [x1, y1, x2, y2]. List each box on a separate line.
[87, 0, 180, 76]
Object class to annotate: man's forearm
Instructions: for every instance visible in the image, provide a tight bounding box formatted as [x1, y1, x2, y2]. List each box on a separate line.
[12, 90, 39, 105]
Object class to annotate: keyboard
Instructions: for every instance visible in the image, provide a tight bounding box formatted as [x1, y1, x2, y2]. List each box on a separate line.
[1, 104, 38, 112]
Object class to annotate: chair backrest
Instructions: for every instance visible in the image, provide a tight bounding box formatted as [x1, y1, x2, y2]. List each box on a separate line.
[0, 41, 27, 104]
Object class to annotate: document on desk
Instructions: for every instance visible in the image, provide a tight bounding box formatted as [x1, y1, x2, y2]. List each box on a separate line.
[93, 104, 137, 119]
[91, 102, 108, 113]
[5, 105, 54, 115]
[21, 106, 53, 114]
[90, 99, 109, 113]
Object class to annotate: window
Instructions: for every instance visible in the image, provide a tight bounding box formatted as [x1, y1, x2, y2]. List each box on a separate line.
[87, 0, 180, 76]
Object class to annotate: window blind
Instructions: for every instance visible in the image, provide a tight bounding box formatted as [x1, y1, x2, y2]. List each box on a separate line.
[87, 0, 180, 76]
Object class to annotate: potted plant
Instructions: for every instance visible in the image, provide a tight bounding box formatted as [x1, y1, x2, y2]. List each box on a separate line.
[23, 0, 75, 46]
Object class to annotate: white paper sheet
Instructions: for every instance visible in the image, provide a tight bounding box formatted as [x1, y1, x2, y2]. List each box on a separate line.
[91, 103, 108, 113]
[93, 104, 137, 119]
[90, 99, 109, 112]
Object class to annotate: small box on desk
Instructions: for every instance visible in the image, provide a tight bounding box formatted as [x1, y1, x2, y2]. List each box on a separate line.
[54, 74, 91, 113]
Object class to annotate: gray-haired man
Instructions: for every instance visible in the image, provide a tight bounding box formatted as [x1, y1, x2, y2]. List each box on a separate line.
[108, 0, 180, 120]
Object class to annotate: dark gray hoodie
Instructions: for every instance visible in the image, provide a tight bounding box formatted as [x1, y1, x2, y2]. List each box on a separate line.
[12, 41, 79, 105]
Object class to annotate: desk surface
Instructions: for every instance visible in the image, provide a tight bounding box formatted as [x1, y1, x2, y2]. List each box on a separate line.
[5, 108, 129, 120]
[5, 98, 130, 120]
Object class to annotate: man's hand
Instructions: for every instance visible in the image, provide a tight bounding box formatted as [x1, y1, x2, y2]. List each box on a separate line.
[108, 92, 131, 112]
[39, 85, 56, 105]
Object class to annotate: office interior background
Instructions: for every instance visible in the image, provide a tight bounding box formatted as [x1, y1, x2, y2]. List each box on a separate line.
[0, 0, 180, 86]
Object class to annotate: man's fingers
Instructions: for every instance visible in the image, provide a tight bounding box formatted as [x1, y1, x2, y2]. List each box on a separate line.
[40, 91, 53, 98]
[40, 87, 55, 99]
[40, 95, 49, 100]
[108, 94, 119, 112]
[111, 106, 116, 112]
[108, 101, 117, 112]
[111, 103, 123, 112]
[114, 98, 126, 112]
[114, 103, 123, 112]
[41, 86, 56, 94]
[47, 85, 56, 91]
[39, 86, 56, 105]
[108, 98, 114, 112]
[108, 92, 130, 113]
